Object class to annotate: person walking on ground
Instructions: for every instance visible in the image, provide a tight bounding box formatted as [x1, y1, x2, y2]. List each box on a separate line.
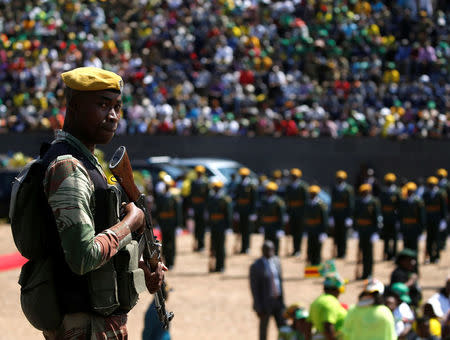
[258, 182, 287, 255]
[189, 165, 209, 251]
[32, 67, 166, 338]
[329, 170, 354, 259]
[250, 240, 286, 340]
[303, 185, 328, 266]
[155, 175, 182, 270]
[380, 173, 401, 260]
[285, 168, 308, 257]
[207, 180, 232, 272]
[436, 168, 450, 251]
[398, 182, 426, 253]
[353, 183, 382, 280]
[308, 273, 348, 340]
[422, 176, 447, 264]
[234, 167, 258, 254]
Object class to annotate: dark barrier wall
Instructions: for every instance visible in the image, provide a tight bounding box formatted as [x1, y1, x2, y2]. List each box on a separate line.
[1, 132, 449, 187]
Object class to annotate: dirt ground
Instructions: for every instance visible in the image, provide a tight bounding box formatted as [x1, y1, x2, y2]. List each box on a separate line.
[0, 223, 448, 340]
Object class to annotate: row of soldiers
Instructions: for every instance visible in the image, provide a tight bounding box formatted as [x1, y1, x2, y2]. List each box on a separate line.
[151, 165, 450, 278]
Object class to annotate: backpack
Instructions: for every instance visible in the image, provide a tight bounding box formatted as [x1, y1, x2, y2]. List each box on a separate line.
[9, 142, 63, 331]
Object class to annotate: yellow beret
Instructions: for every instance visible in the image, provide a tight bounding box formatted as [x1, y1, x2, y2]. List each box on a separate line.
[384, 173, 397, 182]
[427, 176, 438, 185]
[195, 165, 206, 173]
[290, 168, 302, 178]
[212, 180, 224, 188]
[359, 183, 372, 193]
[273, 170, 282, 179]
[266, 181, 279, 191]
[239, 167, 250, 176]
[309, 185, 321, 194]
[336, 170, 347, 180]
[406, 182, 417, 191]
[437, 168, 448, 178]
[61, 67, 123, 92]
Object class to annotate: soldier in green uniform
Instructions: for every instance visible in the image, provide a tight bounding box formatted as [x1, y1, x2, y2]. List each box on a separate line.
[379, 173, 401, 260]
[285, 168, 308, 257]
[207, 180, 233, 272]
[354, 184, 382, 280]
[329, 170, 354, 259]
[258, 181, 287, 255]
[422, 176, 447, 263]
[235, 167, 258, 254]
[189, 165, 209, 251]
[304, 185, 328, 265]
[398, 182, 426, 253]
[155, 176, 182, 269]
[436, 168, 450, 250]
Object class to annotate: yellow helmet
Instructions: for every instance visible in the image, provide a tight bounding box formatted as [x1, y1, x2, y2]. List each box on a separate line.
[239, 167, 250, 176]
[290, 168, 302, 178]
[163, 175, 175, 186]
[212, 180, 224, 189]
[359, 183, 372, 193]
[308, 185, 321, 194]
[195, 165, 206, 173]
[427, 176, 439, 185]
[384, 173, 396, 183]
[437, 168, 448, 178]
[406, 182, 417, 191]
[336, 170, 348, 180]
[266, 181, 279, 191]
[273, 169, 282, 179]
[158, 171, 168, 180]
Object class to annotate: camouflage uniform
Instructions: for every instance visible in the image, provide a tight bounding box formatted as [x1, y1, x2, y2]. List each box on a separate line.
[155, 191, 182, 269]
[285, 178, 308, 256]
[235, 177, 257, 253]
[43, 131, 132, 338]
[189, 175, 209, 251]
[423, 188, 447, 263]
[207, 190, 232, 271]
[379, 185, 401, 260]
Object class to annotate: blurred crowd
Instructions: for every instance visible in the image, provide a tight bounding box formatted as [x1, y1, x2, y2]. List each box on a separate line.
[0, 0, 449, 138]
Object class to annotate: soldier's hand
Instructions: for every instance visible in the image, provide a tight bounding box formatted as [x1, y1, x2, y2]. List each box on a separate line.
[139, 261, 168, 294]
[122, 203, 145, 233]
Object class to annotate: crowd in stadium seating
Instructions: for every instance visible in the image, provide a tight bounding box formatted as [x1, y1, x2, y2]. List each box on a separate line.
[0, 0, 448, 138]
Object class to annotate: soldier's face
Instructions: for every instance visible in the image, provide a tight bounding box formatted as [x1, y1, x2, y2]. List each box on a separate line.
[71, 90, 122, 147]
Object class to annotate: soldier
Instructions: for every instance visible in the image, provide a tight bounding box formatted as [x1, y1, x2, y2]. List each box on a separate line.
[207, 180, 233, 272]
[304, 185, 328, 265]
[354, 184, 382, 280]
[155, 176, 182, 269]
[258, 181, 287, 255]
[189, 165, 209, 251]
[329, 170, 354, 259]
[398, 182, 426, 253]
[436, 168, 450, 250]
[234, 167, 258, 254]
[379, 173, 401, 260]
[422, 176, 447, 264]
[285, 168, 308, 257]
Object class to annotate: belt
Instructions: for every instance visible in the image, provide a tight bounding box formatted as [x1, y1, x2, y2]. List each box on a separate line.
[191, 197, 205, 204]
[357, 218, 372, 226]
[159, 211, 175, 219]
[402, 217, 418, 224]
[426, 205, 440, 212]
[305, 218, 321, 225]
[382, 205, 394, 212]
[262, 216, 279, 223]
[333, 202, 347, 209]
[237, 198, 250, 205]
[288, 200, 304, 207]
[210, 213, 225, 221]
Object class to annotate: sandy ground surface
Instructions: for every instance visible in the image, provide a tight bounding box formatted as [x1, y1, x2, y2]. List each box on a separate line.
[0, 223, 448, 340]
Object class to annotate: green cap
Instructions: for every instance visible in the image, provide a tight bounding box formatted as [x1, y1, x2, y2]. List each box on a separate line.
[397, 248, 417, 259]
[294, 308, 309, 320]
[391, 282, 411, 304]
[324, 273, 345, 289]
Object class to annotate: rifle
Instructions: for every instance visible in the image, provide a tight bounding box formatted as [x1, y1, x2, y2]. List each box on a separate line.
[109, 146, 174, 330]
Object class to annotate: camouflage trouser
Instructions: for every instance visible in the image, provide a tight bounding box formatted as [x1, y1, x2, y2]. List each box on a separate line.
[43, 313, 128, 340]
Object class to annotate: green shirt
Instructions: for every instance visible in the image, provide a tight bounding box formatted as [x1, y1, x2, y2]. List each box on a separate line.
[308, 293, 347, 334]
[342, 304, 396, 340]
[44, 130, 131, 275]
